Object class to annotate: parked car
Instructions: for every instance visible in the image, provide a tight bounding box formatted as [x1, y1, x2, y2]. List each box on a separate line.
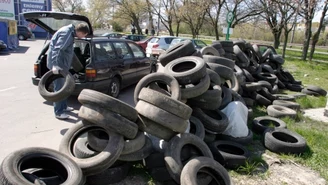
[136, 36, 153, 51]
[146, 36, 177, 58]
[0, 40, 7, 51]
[17, 25, 33, 40]
[122, 34, 147, 42]
[23, 11, 157, 98]
[169, 38, 207, 49]
[102, 32, 123, 38]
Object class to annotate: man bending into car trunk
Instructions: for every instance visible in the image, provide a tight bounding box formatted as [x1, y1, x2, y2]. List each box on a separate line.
[47, 23, 89, 120]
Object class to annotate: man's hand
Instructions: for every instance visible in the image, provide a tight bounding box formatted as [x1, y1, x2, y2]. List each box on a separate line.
[52, 66, 61, 74]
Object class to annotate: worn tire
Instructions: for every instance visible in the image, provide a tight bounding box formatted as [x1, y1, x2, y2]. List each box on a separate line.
[59, 121, 124, 176]
[165, 56, 207, 85]
[264, 128, 307, 154]
[164, 133, 214, 183]
[122, 131, 147, 155]
[216, 129, 253, 145]
[207, 63, 234, 80]
[233, 45, 250, 68]
[138, 87, 192, 120]
[242, 68, 254, 82]
[119, 137, 153, 161]
[220, 86, 232, 109]
[203, 55, 235, 70]
[180, 157, 231, 185]
[192, 108, 229, 133]
[251, 92, 271, 107]
[301, 88, 321, 96]
[136, 100, 188, 133]
[0, 147, 84, 185]
[272, 100, 301, 111]
[159, 40, 196, 66]
[252, 116, 287, 134]
[242, 82, 262, 92]
[286, 83, 303, 92]
[256, 72, 277, 84]
[200, 46, 220, 56]
[257, 80, 273, 92]
[73, 137, 98, 158]
[208, 141, 250, 169]
[272, 94, 296, 101]
[181, 74, 210, 99]
[38, 70, 75, 102]
[79, 104, 138, 139]
[267, 105, 297, 118]
[134, 72, 181, 104]
[188, 84, 222, 110]
[207, 68, 221, 85]
[78, 89, 138, 122]
[189, 116, 205, 140]
[258, 87, 276, 101]
[306, 85, 327, 96]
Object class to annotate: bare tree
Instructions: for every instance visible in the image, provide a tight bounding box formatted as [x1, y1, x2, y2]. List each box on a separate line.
[309, 0, 328, 60]
[86, 0, 112, 28]
[145, 0, 155, 32]
[52, 0, 85, 13]
[299, 0, 319, 60]
[206, 0, 226, 40]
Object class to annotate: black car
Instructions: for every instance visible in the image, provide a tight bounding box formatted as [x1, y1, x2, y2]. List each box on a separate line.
[122, 34, 147, 42]
[17, 25, 33, 40]
[23, 11, 157, 97]
[102, 32, 123, 38]
[0, 40, 7, 51]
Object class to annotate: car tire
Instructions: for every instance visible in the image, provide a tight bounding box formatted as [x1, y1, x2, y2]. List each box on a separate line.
[251, 92, 271, 107]
[255, 72, 277, 84]
[264, 128, 307, 154]
[258, 87, 276, 101]
[192, 108, 229, 133]
[180, 157, 231, 185]
[73, 137, 98, 158]
[107, 77, 120, 98]
[207, 68, 221, 85]
[206, 63, 234, 80]
[119, 137, 153, 161]
[87, 129, 109, 152]
[78, 89, 138, 122]
[79, 105, 138, 139]
[200, 46, 220, 56]
[257, 80, 273, 92]
[267, 105, 297, 118]
[136, 100, 188, 133]
[203, 55, 235, 70]
[189, 116, 205, 140]
[0, 147, 85, 185]
[252, 116, 287, 134]
[18, 34, 25, 40]
[164, 133, 214, 183]
[138, 88, 192, 120]
[272, 100, 301, 111]
[159, 40, 196, 66]
[233, 45, 250, 68]
[208, 141, 250, 169]
[180, 74, 211, 99]
[164, 56, 207, 85]
[216, 129, 253, 145]
[38, 70, 75, 102]
[242, 82, 262, 92]
[219, 86, 232, 109]
[286, 83, 303, 92]
[272, 94, 296, 101]
[188, 84, 222, 110]
[306, 85, 327, 96]
[59, 122, 124, 176]
[134, 72, 181, 104]
[242, 68, 255, 82]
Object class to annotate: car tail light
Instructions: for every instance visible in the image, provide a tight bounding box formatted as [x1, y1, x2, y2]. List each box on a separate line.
[34, 64, 39, 76]
[86, 69, 96, 80]
[152, 44, 159, 48]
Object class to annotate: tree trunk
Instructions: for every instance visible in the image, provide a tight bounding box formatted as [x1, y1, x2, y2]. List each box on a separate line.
[273, 32, 281, 49]
[282, 31, 289, 58]
[176, 22, 180, 37]
[145, 0, 154, 31]
[309, 34, 318, 61]
[302, 20, 312, 60]
[214, 24, 219, 40]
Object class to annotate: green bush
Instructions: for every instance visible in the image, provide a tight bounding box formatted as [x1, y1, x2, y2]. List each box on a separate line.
[112, 21, 123, 32]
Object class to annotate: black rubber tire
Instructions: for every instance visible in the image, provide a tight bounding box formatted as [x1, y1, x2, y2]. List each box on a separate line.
[38, 70, 75, 102]
[73, 137, 98, 158]
[252, 44, 261, 59]
[252, 116, 287, 134]
[258, 87, 276, 101]
[119, 137, 153, 161]
[136, 100, 188, 133]
[233, 45, 250, 68]
[220, 41, 233, 47]
[230, 88, 246, 105]
[107, 77, 121, 98]
[23, 168, 65, 185]
[207, 68, 221, 85]
[276, 71, 289, 82]
[272, 100, 300, 111]
[134, 72, 181, 104]
[188, 84, 222, 110]
[251, 92, 271, 107]
[260, 48, 273, 63]
[216, 129, 253, 145]
[272, 94, 296, 101]
[208, 141, 250, 169]
[164, 56, 207, 85]
[143, 152, 166, 169]
[267, 105, 297, 118]
[189, 116, 205, 140]
[242, 82, 262, 92]
[206, 63, 234, 80]
[243, 97, 254, 107]
[211, 41, 223, 49]
[180, 157, 231, 185]
[242, 68, 255, 82]
[301, 88, 321, 96]
[86, 162, 131, 185]
[78, 89, 138, 122]
[219, 86, 232, 109]
[255, 72, 277, 84]
[0, 147, 84, 185]
[264, 128, 307, 154]
[122, 131, 147, 155]
[164, 133, 214, 183]
[138, 87, 192, 120]
[79, 104, 138, 139]
[191, 49, 203, 57]
[180, 74, 211, 99]
[281, 70, 296, 82]
[71, 54, 84, 72]
[192, 108, 229, 133]
[257, 80, 273, 92]
[87, 129, 110, 152]
[261, 63, 275, 74]
[286, 83, 303, 92]
[59, 121, 124, 176]
[306, 85, 327, 96]
[159, 40, 196, 66]
[203, 55, 235, 70]
[200, 46, 220, 56]
[233, 40, 247, 51]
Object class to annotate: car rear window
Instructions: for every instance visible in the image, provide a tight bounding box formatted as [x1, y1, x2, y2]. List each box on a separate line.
[164, 38, 174, 44]
[149, 37, 160, 43]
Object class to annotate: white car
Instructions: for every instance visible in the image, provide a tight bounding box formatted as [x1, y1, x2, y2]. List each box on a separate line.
[146, 36, 176, 58]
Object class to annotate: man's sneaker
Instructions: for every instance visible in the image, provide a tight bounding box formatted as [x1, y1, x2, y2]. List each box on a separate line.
[56, 113, 69, 120]
[64, 107, 74, 112]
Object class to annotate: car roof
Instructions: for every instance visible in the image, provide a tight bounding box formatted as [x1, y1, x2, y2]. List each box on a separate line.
[77, 37, 135, 43]
[155, 36, 177, 38]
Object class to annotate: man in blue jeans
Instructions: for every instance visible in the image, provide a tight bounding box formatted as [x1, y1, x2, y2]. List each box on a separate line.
[47, 23, 89, 120]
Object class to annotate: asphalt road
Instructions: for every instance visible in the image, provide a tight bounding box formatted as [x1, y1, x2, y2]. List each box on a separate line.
[0, 39, 136, 162]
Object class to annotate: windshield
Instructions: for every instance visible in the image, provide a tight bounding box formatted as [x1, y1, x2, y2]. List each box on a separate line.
[38, 17, 87, 32]
[194, 40, 207, 48]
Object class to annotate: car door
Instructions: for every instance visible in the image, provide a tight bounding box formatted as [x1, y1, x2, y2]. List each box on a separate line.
[112, 42, 137, 87]
[127, 42, 151, 81]
[92, 42, 111, 82]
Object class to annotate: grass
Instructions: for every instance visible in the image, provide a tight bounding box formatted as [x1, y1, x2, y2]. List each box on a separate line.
[276, 48, 328, 62]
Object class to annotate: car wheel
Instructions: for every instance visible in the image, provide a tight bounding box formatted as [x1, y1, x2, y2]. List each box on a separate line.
[18, 35, 25, 40]
[108, 77, 120, 98]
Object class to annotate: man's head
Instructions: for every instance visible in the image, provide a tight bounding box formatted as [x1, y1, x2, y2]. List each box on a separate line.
[75, 23, 90, 38]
